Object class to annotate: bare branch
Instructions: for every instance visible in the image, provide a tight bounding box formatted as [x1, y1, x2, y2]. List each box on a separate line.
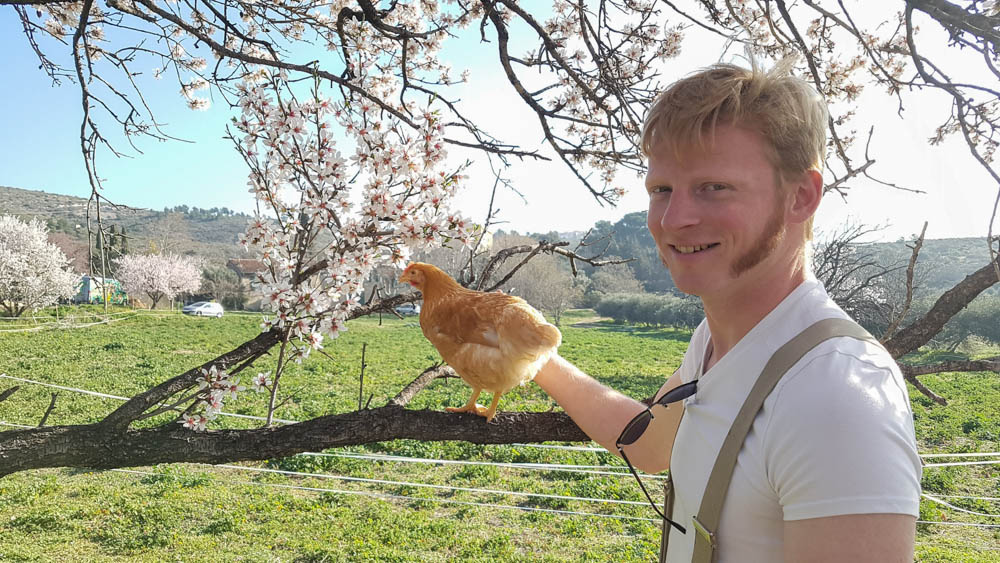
[900, 372, 949, 406]
[884, 254, 1000, 358]
[0, 408, 589, 478]
[882, 221, 928, 340]
[38, 393, 59, 426]
[388, 364, 457, 408]
[901, 357, 1000, 378]
[0, 386, 21, 403]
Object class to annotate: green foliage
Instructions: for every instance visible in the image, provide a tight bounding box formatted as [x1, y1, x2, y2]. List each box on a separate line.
[0, 309, 996, 561]
[586, 212, 675, 293]
[199, 266, 248, 310]
[935, 296, 1000, 349]
[594, 293, 704, 329]
[0, 185, 251, 268]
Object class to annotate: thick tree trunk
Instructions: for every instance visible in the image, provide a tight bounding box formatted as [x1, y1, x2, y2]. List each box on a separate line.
[0, 409, 587, 477]
[883, 254, 1000, 358]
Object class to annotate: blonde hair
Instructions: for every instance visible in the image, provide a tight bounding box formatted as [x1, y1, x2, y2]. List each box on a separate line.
[641, 57, 828, 179]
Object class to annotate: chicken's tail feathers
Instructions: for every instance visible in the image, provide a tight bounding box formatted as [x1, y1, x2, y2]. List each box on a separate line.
[498, 302, 562, 359]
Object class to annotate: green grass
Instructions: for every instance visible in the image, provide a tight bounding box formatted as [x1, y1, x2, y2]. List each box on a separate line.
[0, 308, 996, 561]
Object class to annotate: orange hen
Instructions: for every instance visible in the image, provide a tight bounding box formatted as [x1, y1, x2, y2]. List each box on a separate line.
[399, 262, 562, 422]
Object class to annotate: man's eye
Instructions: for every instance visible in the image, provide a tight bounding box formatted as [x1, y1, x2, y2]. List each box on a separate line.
[704, 183, 727, 192]
[649, 186, 672, 195]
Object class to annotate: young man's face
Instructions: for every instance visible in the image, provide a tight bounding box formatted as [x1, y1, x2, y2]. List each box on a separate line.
[645, 124, 797, 301]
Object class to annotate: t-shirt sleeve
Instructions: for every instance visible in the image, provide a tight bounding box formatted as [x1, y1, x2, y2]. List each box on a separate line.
[762, 349, 922, 521]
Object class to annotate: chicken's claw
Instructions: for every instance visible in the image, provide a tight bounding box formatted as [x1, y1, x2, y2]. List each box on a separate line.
[446, 388, 501, 422]
[446, 403, 489, 417]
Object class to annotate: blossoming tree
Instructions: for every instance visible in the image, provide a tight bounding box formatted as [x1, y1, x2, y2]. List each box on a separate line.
[116, 252, 203, 309]
[1, 0, 999, 475]
[0, 215, 79, 318]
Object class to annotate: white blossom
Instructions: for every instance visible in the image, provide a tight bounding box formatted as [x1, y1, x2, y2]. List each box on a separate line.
[0, 216, 79, 317]
[116, 253, 202, 309]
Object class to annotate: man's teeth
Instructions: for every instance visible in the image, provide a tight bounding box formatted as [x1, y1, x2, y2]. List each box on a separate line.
[675, 244, 714, 254]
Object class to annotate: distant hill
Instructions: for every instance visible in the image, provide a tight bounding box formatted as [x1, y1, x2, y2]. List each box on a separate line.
[4, 185, 996, 299]
[588, 210, 999, 297]
[860, 236, 999, 296]
[0, 185, 251, 268]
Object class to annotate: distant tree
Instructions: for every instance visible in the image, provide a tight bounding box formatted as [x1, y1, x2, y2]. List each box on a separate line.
[811, 222, 937, 337]
[117, 253, 202, 309]
[200, 266, 247, 311]
[588, 260, 644, 297]
[0, 215, 78, 317]
[493, 235, 581, 325]
[144, 213, 190, 254]
[588, 212, 674, 293]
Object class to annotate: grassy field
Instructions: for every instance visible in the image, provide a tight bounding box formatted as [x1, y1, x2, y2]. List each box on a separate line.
[0, 308, 998, 561]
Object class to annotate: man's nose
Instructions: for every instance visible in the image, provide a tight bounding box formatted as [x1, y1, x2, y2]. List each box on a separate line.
[657, 190, 701, 231]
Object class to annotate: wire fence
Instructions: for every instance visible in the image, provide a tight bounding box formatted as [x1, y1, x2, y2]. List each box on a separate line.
[0, 311, 136, 332]
[4, 373, 1000, 550]
[0, 307, 261, 333]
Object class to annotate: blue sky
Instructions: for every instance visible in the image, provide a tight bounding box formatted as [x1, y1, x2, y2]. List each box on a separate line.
[1, 8, 997, 241]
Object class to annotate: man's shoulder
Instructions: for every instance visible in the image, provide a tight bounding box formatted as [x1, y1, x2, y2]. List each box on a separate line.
[771, 337, 907, 416]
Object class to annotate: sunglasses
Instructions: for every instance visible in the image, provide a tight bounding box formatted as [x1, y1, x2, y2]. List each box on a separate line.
[615, 379, 697, 534]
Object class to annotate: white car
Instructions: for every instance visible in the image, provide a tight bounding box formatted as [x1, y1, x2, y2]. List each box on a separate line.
[394, 303, 421, 316]
[182, 301, 224, 318]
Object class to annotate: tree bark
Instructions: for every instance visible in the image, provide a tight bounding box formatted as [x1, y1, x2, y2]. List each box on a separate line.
[0, 408, 587, 477]
[883, 254, 1000, 358]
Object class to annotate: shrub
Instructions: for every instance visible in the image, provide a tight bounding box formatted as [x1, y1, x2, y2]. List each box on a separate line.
[595, 293, 704, 329]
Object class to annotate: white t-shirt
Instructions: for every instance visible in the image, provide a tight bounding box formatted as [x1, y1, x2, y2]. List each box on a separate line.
[664, 278, 922, 563]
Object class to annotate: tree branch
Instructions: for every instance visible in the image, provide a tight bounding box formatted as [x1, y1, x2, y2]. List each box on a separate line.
[882, 221, 927, 340]
[900, 373, 948, 406]
[388, 364, 456, 408]
[901, 357, 1000, 378]
[884, 254, 1000, 358]
[0, 408, 588, 477]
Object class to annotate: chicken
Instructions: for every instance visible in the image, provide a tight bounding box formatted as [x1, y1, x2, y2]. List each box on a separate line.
[398, 262, 562, 422]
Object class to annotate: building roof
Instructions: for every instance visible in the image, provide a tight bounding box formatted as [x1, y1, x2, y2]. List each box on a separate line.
[227, 258, 268, 277]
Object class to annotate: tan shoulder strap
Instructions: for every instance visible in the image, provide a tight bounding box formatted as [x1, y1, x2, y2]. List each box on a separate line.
[690, 317, 878, 563]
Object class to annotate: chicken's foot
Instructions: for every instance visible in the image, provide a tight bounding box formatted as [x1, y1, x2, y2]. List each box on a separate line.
[446, 388, 491, 420]
[481, 392, 503, 423]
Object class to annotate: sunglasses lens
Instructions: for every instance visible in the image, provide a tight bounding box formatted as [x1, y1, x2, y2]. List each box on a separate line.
[619, 412, 652, 446]
[659, 381, 697, 405]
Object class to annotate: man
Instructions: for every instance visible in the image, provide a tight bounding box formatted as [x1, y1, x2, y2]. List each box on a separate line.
[534, 59, 922, 562]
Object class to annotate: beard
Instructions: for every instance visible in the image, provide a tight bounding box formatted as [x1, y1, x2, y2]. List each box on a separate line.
[730, 198, 786, 277]
[652, 191, 788, 287]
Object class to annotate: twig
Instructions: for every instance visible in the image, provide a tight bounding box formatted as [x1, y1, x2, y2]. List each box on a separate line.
[901, 373, 948, 406]
[0, 386, 20, 403]
[38, 393, 59, 426]
[882, 222, 928, 341]
[358, 342, 368, 411]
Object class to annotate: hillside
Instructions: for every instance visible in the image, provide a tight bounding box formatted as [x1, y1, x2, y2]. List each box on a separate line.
[3, 185, 996, 299]
[0, 185, 251, 268]
[589, 210, 999, 297]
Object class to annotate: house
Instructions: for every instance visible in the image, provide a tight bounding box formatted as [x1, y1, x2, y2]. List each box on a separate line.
[226, 258, 267, 311]
[226, 258, 268, 282]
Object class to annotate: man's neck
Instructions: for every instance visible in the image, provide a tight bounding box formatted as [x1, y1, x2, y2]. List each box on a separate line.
[701, 260, 808, 372]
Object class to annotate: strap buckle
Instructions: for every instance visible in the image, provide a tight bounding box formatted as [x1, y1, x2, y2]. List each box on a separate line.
[692, 516, 716, 549]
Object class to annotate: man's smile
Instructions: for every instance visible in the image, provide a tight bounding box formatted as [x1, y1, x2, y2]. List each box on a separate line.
[671, 243, 720, 255]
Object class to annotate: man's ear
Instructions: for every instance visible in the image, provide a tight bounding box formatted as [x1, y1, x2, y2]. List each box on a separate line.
[786, 169, 823, 225]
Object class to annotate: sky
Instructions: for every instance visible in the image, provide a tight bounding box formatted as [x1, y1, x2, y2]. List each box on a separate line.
[0, 7, 997, 243]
